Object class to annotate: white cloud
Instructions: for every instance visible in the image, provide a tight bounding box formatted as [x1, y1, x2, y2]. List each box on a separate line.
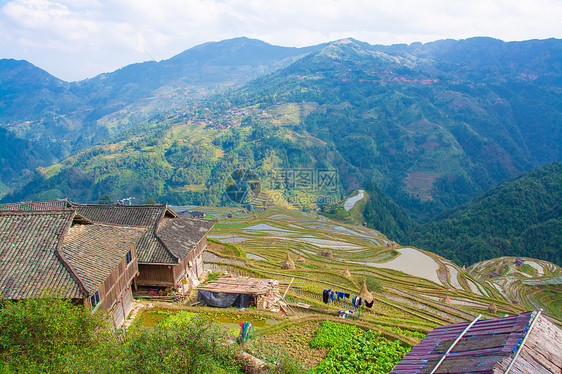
[1, 0, 561, 81]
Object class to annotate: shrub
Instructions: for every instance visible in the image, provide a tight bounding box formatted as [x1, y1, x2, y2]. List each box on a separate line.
[0, 297, 114, 373]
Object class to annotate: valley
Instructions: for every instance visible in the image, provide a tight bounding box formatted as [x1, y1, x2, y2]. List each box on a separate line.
[1, 36, 560, 371]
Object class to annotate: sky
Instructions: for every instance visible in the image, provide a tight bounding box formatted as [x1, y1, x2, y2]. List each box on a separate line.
[1, 0, 561, 81]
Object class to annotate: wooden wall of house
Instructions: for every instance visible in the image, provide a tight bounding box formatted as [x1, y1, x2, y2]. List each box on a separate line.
[135, 264, 174, 286]
[172, 235, 207, 283]
[88, 246, 138, 313]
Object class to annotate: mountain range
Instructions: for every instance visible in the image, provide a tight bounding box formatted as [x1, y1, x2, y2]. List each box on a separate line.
[1, 37, 561, 225]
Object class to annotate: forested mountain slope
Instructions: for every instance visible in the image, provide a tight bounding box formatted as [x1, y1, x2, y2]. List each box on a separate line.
[407, 162, 562, 266]
[0, 38, 318, 160]
[0, 127, 56, 195]
[2, 37, 561, 221]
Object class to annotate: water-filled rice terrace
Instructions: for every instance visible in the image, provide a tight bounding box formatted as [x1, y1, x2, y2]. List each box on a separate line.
[176, 203, 561, 330]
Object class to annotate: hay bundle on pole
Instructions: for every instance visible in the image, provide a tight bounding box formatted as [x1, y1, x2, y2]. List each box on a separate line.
[282, 253, 296, 270]
[488, 303, 498, 314]
[321, 249, 333, 258]
[359, 280, 373, 303]
[342, 269, 352, 278]
[296, 254, 306, 264]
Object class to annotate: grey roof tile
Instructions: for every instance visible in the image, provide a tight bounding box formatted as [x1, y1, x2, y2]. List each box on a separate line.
[0, 199, 70, 211]
[61, 224, 144, 293]
[157, 216, 216, 259]
[0, 210, 83, 299]
[71, 204, 176, 263]
[71, 204, 214, 264]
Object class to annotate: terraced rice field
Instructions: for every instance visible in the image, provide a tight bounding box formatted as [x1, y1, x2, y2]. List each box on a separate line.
[174, 202, 561, 329]
[185, 205, 561, 330]
[468, 257, 562, 322]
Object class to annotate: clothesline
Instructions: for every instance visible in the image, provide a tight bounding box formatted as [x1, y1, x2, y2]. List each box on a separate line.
[322, 289, 374, 309]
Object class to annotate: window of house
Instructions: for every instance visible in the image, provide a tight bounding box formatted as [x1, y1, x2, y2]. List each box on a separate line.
[126, 250, 132, 265]
[90, 290, 100, 310]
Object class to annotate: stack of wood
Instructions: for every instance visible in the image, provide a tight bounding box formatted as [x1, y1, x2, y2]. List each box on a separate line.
[256, 285, 290, 314]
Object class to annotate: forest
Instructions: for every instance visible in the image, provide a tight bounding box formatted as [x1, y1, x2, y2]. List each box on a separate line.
[407, 162, 562, 266]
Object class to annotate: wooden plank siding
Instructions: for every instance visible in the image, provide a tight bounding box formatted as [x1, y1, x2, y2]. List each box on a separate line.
[84, 246, 138, 313]
[172, 236, 207, 283]
[135, 235, 208, 287]
[135, 264, 175, 286]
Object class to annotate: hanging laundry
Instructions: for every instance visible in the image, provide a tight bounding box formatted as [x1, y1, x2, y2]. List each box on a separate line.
[365, 299, 374, 308]
[336, 291, 345, 300]
[329, 290, 336, 302]
[344, 293, 350, 298]
[323, 289, 331, 304]
[352, 296, 356, 308]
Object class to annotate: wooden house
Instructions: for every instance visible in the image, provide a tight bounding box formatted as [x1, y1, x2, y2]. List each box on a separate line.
[70, 204, 216, 292]
[392, 310, 562, 373]
[0, 210, 143, 328]
[0, 201, 216, 293]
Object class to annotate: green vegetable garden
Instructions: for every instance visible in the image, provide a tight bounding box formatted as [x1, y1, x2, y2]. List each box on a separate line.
[308, 321, 411, 373]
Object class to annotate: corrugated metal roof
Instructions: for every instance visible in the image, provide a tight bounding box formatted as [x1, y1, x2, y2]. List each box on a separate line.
[392, 312, 535, 374]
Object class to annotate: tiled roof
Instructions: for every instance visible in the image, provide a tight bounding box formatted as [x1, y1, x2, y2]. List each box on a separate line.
[72, 204, 177, 264]
[157, 217, 216, 259]
[71, 204, 214, 264]
[0, 210, 145, 300]
[71, 204, 172, 227]
[0, 210, 83, 299]
[0, 202, 214, 265]
[61, 224, 144, 293]
[392, 311, 547, 374]
[0, 199, 70, 211]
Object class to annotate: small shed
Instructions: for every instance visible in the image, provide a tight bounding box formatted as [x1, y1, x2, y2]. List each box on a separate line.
[391, 310, 562, 374]
[197, 277, 282, 311]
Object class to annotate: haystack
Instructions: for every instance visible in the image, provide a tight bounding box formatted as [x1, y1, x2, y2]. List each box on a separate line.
[488, 303, 498, 314]
[386, 241, 397, 249]
[342, 269, 352, 278]
[296, 254, 306, 264]
[282, 253, 296, 270]
[321, 249, 333, 258]
[358, 280, 373, 303]
[440, 295, 451, 304]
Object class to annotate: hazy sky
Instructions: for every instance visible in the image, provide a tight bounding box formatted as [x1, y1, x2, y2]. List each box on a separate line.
[1, 0, 561, 81]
